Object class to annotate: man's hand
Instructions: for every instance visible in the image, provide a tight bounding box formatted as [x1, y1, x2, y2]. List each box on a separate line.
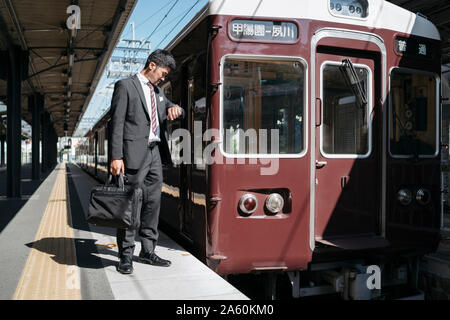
[167, 105, 182, 120]
[110, 159, 124, 176]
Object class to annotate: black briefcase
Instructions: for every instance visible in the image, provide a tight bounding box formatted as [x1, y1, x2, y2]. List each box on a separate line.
[87, 173, 142, 230]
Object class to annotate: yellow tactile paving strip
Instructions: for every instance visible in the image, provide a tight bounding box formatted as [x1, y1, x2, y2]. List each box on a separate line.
[13, 164, 81, 300]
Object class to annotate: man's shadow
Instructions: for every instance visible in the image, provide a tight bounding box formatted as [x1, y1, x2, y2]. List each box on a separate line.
[25, 237, 118, 269]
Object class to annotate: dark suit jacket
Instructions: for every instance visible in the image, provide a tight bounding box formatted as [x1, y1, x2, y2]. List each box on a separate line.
[109, 74, 182, 170]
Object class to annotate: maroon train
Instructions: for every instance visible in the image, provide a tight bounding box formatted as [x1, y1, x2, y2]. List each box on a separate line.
[77, 0, 442, 299]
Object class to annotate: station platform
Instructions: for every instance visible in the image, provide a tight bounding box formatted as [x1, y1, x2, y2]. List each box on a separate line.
[0, 163, 248, 300]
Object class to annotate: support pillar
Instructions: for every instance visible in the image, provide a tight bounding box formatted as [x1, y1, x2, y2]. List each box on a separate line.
[30, 94, 42, 180]
[49, 125, 57, 168]
[6, 46, 28, 198]
[0, 136, 5, 167]
[94, 131, 98, 176]
[41, 111, 50, 172]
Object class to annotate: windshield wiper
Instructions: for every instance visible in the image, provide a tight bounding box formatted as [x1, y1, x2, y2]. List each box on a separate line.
[339, 59, 368, 109]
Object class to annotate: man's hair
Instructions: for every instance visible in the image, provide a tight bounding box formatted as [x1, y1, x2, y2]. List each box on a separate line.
[144, 49, 176, 70]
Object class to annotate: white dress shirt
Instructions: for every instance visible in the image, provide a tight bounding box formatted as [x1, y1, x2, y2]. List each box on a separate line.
[136, 72, 160, 143]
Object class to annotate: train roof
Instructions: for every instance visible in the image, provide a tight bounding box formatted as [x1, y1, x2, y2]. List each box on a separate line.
[166, 0, 440, 51]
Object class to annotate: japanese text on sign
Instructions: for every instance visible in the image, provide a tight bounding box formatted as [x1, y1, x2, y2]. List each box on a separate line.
[230, 20, 298, 42]
[395, 36, 433, 59]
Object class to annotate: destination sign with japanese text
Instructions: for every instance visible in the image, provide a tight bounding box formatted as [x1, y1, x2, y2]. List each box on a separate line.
[229, 20, 298, 42]
[395, 36, 434, 59]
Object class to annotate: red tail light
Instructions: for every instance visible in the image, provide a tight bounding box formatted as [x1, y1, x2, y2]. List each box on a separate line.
[239, 194, 258, 215]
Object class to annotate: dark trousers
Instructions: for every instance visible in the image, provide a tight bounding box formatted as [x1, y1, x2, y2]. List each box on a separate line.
[116, 145, 163, 259]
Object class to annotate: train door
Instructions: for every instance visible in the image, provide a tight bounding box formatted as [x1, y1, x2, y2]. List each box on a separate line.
[181, 78, 195, 238]
[180, 66, 207, 241]
[313, 47, 386, 249]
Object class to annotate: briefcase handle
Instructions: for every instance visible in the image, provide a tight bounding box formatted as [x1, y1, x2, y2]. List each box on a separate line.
[108, 150, 150, 190]
[106, 173, 126, 191]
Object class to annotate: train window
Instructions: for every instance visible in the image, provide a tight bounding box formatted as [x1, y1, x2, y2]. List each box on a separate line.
[222, 56, 305, 155]
[97, 127, 105, 156]
[389, 69, 438, 157]
[321, 63, 371, 157]
[163, 82, 173, 102]
[164, 80, 183, 167]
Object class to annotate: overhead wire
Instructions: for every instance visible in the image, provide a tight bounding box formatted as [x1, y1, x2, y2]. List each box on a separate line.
[138, 0, 181, 48]
[158, 6, 196, 33]
[121, 0, 177, 39]
[155, 0, 201, 49]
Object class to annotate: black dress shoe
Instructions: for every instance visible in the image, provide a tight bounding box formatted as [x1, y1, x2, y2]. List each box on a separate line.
[138, 251, 171, 267]
[117, 256, 133, 274]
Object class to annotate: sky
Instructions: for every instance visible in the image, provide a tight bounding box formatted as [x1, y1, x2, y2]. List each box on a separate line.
[121, 0, 208, 48]
[74, 0, 209, 136]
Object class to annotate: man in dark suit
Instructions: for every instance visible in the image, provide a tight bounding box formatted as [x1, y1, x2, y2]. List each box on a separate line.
[109, 49, 183, 274]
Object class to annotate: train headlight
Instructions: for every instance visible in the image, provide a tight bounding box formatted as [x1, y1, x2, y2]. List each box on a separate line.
[239, 194, 258, 215]
[416, 188, 431, 205]
[265, 193, 284, 214]
[397, 189, 412, 206]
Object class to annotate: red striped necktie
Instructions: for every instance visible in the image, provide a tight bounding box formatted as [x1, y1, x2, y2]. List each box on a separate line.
[146, 82, 158, 135]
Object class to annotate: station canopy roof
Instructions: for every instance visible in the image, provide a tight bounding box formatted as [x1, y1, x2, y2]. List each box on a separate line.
[0, 0, 137, 137]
